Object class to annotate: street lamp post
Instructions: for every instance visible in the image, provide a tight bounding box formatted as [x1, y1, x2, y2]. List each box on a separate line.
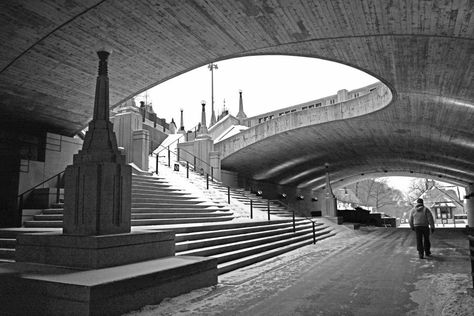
[208, 63, 218, 126]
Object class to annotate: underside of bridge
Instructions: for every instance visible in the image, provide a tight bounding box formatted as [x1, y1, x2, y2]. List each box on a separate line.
[1, 1, 473, 191]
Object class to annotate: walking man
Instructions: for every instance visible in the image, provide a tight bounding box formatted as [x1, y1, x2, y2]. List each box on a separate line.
[409, 198, 435, 259]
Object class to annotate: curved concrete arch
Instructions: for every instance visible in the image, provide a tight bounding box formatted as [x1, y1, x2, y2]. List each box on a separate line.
[216, 83, 393, 158]
[0, 1, 473, 190]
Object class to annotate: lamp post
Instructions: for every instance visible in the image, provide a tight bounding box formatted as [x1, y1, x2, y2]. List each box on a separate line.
[208, 63, 218, 126]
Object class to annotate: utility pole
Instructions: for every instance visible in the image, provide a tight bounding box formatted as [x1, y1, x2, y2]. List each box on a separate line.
[208, 63, 218, 126]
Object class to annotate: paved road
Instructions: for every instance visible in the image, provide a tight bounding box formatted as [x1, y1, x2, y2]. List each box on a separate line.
[128, 226, 473, 316]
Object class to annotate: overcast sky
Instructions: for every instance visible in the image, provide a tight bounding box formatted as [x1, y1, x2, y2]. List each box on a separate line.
[138, 55, 379, 128]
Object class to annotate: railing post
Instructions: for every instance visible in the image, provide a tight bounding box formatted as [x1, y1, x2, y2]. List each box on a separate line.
[155, 155, 159, 174]
[18, 195, 24, 227]
[177, 148, 180, 162]
[167, 146, 171, 167]
[206, 174, 209, 189]
[194, 156, 197, 172]
[186, 161, 189, 178]
[267, 200, 270, 221]
[250, 200, 253, 219]
[211, 167, 214, 182]
[312, 222, 316, 244]
[292, 210, 296, 233]
[227, 186, 230, 204]
[56, 174, 61, 204]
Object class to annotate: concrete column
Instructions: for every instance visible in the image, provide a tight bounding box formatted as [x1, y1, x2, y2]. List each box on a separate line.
[466, 184, 474, 227]
[132, 129, 150, 171]
[323, 165, 342, 224]
[112, 110, 142, 163]
[193, 137, 213, 175]
[209, 151, 221, 181]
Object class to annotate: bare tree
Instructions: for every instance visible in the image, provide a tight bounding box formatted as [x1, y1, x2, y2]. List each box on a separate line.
[408, 178, 435, 200]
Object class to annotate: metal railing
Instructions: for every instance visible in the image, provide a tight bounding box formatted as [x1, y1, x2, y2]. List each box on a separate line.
[152, 144, 216, 183]
[153, 145, 319, 244]
[155, 134, 185, 155]
[16, 170, 65, 227]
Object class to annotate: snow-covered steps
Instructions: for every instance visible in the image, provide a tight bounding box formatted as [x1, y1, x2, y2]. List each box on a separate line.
[24, 173, 234, 228]
[167, 219, 335, 275]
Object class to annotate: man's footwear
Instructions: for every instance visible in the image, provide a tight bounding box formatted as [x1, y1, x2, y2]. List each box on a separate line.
[418, 253, 424, 259]
[425, 252, 432, 257]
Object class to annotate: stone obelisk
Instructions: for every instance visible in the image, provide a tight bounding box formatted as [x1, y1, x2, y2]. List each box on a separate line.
[63, 50, 132, 236]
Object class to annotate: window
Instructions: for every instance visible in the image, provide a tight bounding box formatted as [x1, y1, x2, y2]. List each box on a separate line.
[302, 106, 307, 110]
[258, 118, 262, 123]
[308, 105, 314, 109]
[269, 115, 274, 119]
[369, 88, 376, 92]
[291, 109, 296, 112]
[285, 111, 290, 114]
[315, 103, 322, 107]
[279, 112, 284, 116]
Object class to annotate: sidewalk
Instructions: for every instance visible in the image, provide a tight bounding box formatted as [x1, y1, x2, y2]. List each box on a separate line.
[126, 226, 474, 316]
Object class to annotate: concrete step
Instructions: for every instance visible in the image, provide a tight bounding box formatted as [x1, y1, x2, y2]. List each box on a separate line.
[132, 196, 198, 203]
[217, 232, 336, 274]
[0, 238, 16, 249]
[24, 221, 63, 228]
[175, 222, 317, 251]
[33, 214, 63, 221]
[131, 203, 214, 209]
[212, 229, 334, 265]
[131, 212, 233, 219]
[42, 208, 64, 214]
[132, 182, 172, 188]
[0, 248, 15, 260]
[132, 207, 230, 213]
[177, 227, 328, 259]
[132, 216, 234, 226]
[174, 221, 320, 242]
[132, 188, 184, 194]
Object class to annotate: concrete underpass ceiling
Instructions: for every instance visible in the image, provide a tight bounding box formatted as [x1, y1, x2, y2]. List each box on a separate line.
[1, 1, 473, 188]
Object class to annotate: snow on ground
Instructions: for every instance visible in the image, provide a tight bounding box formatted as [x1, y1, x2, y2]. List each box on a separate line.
[124, 223, 474, 316]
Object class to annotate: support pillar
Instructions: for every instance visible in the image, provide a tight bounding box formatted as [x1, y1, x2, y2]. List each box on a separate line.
[132, 129, 150, 171]
[466, 184, 474, 228]
[323, 164, 343, 224]
[209, 151, 221, 181]
[111, 107, 142, 164]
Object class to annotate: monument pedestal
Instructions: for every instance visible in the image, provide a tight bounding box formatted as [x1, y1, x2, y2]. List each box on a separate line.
[15, 230, 174, 269]
[0, 256, 217, 316]
[0, 51, 218, 315]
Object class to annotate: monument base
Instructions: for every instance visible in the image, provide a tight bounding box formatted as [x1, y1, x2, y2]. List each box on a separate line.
[326, 216, 344, 225]
[15, 230, 174, 269]
[0, 256, 217, 316]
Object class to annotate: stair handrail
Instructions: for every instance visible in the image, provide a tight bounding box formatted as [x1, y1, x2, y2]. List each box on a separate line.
[155, 133, 185, 155]
[269, 199, 318, 244]
[153, 144, 217, 182]
[16, 169, 65, 227]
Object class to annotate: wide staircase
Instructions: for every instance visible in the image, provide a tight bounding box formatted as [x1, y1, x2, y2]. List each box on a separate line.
[22, 174, 233, 228]
[1, 171, 337, 273]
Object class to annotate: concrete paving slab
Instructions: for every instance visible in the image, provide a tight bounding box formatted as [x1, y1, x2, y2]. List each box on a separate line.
[125, 227, 474, 316]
